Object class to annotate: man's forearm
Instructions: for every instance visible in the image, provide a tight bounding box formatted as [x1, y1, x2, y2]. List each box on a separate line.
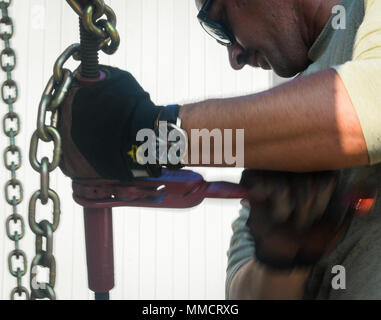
[229, 259, 311, 300]
[179, 69, 369, 172]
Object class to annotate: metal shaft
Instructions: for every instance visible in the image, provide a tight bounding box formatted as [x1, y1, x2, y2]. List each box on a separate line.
[83, 208, 115, 296]
[95, 292, 110, 300]
[79, 18, 100, 78]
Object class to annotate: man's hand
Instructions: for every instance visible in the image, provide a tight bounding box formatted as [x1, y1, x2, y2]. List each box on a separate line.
[239, 170, 368, 270]
[58, 66, 166, 181]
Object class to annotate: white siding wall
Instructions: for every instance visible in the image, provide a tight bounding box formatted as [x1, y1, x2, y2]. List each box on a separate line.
[0, 0, 273, 300]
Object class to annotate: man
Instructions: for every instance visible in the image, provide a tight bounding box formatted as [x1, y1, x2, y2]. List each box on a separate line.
[59, 0, 381, 299]
[211, 0, 381, 299]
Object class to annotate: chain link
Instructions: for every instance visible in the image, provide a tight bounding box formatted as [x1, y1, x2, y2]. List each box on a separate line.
[0, 0, 30, 300]
[66, 0, 120, 54]
[26, 0, 119, 300]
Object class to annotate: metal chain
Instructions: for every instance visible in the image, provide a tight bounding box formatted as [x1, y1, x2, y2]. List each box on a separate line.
[66, 0, 120, 55]
[27, 0, 119, 300]
[28, 43, 77, 300]
[0, 0, 30, 300]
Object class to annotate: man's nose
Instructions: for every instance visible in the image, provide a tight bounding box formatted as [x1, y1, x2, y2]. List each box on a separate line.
[228, 43, 247, 70]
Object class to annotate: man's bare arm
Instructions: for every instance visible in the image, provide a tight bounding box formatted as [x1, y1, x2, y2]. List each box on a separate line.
[179, 69, 368, 172]
[229, 259, 311, 300]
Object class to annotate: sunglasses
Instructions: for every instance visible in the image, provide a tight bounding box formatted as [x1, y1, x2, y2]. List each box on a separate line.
[197, 0, 235, 46]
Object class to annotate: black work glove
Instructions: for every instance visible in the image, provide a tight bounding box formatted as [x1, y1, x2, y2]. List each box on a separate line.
[58, 65, 178, 181]
[239, 170, 377, 271]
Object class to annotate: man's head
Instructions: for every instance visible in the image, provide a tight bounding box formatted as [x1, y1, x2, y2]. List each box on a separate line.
[195, 0, 340, 77]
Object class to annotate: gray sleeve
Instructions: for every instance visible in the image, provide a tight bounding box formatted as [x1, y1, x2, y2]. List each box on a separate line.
[328, 220, 381, 300]
[306, 209, 381, 300]
[225, 202, 255, 299]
